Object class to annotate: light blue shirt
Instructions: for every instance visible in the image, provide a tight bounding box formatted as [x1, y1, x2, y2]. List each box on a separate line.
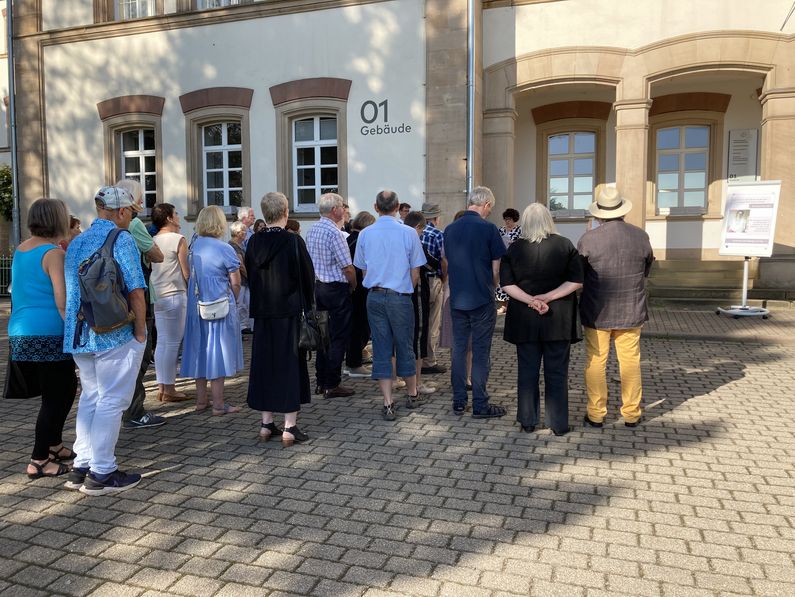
[354, 214, 426, 294]
[63, 219, 146, 353]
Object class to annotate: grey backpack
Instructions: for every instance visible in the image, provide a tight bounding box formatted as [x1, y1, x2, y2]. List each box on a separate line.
[74, 228, 135, 347]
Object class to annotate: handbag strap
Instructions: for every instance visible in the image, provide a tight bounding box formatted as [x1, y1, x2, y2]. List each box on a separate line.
[189, 236, 232, 302]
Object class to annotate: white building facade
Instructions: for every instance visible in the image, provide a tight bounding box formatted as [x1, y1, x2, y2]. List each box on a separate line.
[10, 0, 795, 288]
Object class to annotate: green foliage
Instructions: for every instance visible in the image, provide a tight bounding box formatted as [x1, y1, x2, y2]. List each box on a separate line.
[0, 164, 13, 222]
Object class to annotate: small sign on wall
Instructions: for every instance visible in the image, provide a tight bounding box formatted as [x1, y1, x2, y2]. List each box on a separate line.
[727, 129, 759, 182]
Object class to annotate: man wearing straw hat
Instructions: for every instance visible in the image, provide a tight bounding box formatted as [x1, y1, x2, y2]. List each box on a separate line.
[578, 186, 654, 429]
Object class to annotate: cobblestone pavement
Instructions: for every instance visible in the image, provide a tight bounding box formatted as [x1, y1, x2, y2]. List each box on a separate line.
[1, 308, 794, 597]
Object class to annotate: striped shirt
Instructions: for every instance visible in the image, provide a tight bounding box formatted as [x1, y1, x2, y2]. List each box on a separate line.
[305, 217, 352, 283]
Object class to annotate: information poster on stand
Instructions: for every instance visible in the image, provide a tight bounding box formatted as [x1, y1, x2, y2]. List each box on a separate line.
[719, 181, 781, 257]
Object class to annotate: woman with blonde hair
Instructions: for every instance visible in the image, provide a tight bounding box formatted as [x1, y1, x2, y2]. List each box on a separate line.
[151, 203, 190, 402]
[499, 203, 583, 436]
[7, 198, 78, 478]
[180, 205, 244, 415]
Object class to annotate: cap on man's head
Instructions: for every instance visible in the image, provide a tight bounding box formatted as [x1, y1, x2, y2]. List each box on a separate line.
[95, 186, 137, 211]
[421, 202, 441, 218]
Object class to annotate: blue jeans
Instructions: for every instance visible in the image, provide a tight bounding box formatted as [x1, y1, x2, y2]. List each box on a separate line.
[451, 303, 496, 412]
[366, 291, 416, 380]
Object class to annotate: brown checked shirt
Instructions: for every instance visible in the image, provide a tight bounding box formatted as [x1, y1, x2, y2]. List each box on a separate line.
[577, 219, 654, 330]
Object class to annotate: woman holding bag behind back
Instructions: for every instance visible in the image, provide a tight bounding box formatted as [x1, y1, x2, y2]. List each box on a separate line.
[6, 198, 78, 479]
[246, 192, 315, 447]
[181, 205, 243, 415]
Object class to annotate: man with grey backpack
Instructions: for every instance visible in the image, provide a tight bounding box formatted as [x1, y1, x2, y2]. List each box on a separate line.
[62, 186, 148, 495]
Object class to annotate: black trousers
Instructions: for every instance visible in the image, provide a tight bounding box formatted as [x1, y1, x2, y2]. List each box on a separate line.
[123, 317, 154, 422]
[315, 281, 352, 389]
[346, 286, 370, 368]
[516, 340, 571, 432]
[25, 359, 78, 460]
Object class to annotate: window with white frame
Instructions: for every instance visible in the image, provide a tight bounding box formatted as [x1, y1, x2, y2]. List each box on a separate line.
[547, 131, 595, 213]
[202, 122, 243, 210]
[198, 0, 244, 8]
[116, 0, 155, 19]
[120, 128, 157, 210]
[292, 116, 339, 211]
[655, 125, 709, 213]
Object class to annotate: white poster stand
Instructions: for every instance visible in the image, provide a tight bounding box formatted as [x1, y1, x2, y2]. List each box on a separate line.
[716, 180, 781, 319]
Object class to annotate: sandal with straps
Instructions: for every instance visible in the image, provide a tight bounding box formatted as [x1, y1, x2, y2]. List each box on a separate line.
[27, 459, 69, 480]
[49, 446, 76, 462]
[259, 422, 283, 441]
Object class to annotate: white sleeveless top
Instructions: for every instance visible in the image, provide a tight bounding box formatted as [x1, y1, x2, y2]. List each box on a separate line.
[151, 232, 187, 297]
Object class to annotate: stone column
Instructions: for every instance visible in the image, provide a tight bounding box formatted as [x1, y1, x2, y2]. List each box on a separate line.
[757, 87, 795, 287]
[760, 88, 795, 254]
[12, 1, 46, 238]
[425, 0, 470, 221]
[613, 99, 652, 228]
[482, 108, 516, 212]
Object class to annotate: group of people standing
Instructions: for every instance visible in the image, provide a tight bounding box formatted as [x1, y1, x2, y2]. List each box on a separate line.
[6, 177, 652, 495]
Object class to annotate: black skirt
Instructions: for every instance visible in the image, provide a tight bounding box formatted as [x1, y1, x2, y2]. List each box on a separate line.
[246, 316, 310, 413]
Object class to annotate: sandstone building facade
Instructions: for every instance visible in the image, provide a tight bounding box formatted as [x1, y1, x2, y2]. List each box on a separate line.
[9, 0, 795, 287]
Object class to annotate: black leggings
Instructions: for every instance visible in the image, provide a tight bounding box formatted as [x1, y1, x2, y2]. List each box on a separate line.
[21, 360, 78, 460]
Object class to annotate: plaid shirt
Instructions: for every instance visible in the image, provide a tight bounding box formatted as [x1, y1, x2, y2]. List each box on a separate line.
[305, 217, 352, 283]
[421, 222, 444, 276]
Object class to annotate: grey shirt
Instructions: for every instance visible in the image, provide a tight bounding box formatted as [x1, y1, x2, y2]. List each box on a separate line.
[577, 219, 654, 329]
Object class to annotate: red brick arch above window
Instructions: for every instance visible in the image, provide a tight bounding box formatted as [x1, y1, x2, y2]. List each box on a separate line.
[531, 101, 613, 125]
[269, 78, 352, 106]
[97, 95, 165, 121]
[649, 93, 731, 117]
[178, 87, 254, 114]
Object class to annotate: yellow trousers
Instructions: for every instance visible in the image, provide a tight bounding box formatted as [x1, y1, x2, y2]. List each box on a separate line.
[583, 326, 643, 424]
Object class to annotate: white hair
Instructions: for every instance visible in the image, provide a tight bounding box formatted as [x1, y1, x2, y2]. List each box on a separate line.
[519, 203, 557, 243]
[115, 178, 142, 202]
[229, 221, 247, 237]
[237, 206, 254, 221]
[467, 186, 494, 207]
[318, 192, 344, 216]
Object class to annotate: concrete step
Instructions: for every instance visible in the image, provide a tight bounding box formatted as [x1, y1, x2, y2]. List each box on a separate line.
[647, 286, 795, 303]
[649, 260, 757, 289]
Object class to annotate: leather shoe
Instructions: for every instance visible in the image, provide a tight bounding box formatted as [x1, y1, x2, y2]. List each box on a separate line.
[520, 424, 535, 433]
[624, 417, 643, 428]
[552, 427, 571, 436]
[583, 415, 603, 428]
[324, 385, 355, 398]
[421, 364, 447, 374]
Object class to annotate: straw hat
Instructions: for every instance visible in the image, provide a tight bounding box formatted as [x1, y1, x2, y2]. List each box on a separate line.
[589, 186, 632, 219]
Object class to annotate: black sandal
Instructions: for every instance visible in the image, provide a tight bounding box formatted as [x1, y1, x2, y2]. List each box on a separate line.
[49, 446, 76, 462]
[259, 422, 283, 441]
[27, 459, 69, 480]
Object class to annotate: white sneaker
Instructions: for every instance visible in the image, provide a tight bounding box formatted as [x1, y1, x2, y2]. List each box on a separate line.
[392, 379, 406, 390]
[345, 366, 372, 378]
[417, 384, 437, 395]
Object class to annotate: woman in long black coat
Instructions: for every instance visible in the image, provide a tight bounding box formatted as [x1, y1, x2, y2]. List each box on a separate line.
[499, 203, 583, 436]
[245, 192, 315, 447]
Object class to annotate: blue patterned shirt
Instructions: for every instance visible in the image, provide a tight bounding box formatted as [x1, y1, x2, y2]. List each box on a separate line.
[421, 222, 444, 276]
[63, 219, 146, 354]
[305, 217, 352, 283]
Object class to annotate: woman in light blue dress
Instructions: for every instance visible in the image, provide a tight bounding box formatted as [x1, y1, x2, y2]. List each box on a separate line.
[180, 206, 244, 415]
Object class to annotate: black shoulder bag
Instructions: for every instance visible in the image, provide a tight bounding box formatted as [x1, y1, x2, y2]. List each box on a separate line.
[294, 237, 330, 353]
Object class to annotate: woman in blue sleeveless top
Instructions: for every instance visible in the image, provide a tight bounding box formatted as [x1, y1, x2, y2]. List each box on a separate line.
[7, 198, 78, 479]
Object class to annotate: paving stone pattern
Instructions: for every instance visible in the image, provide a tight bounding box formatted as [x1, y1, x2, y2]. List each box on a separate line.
[1, 310, 794, 596]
